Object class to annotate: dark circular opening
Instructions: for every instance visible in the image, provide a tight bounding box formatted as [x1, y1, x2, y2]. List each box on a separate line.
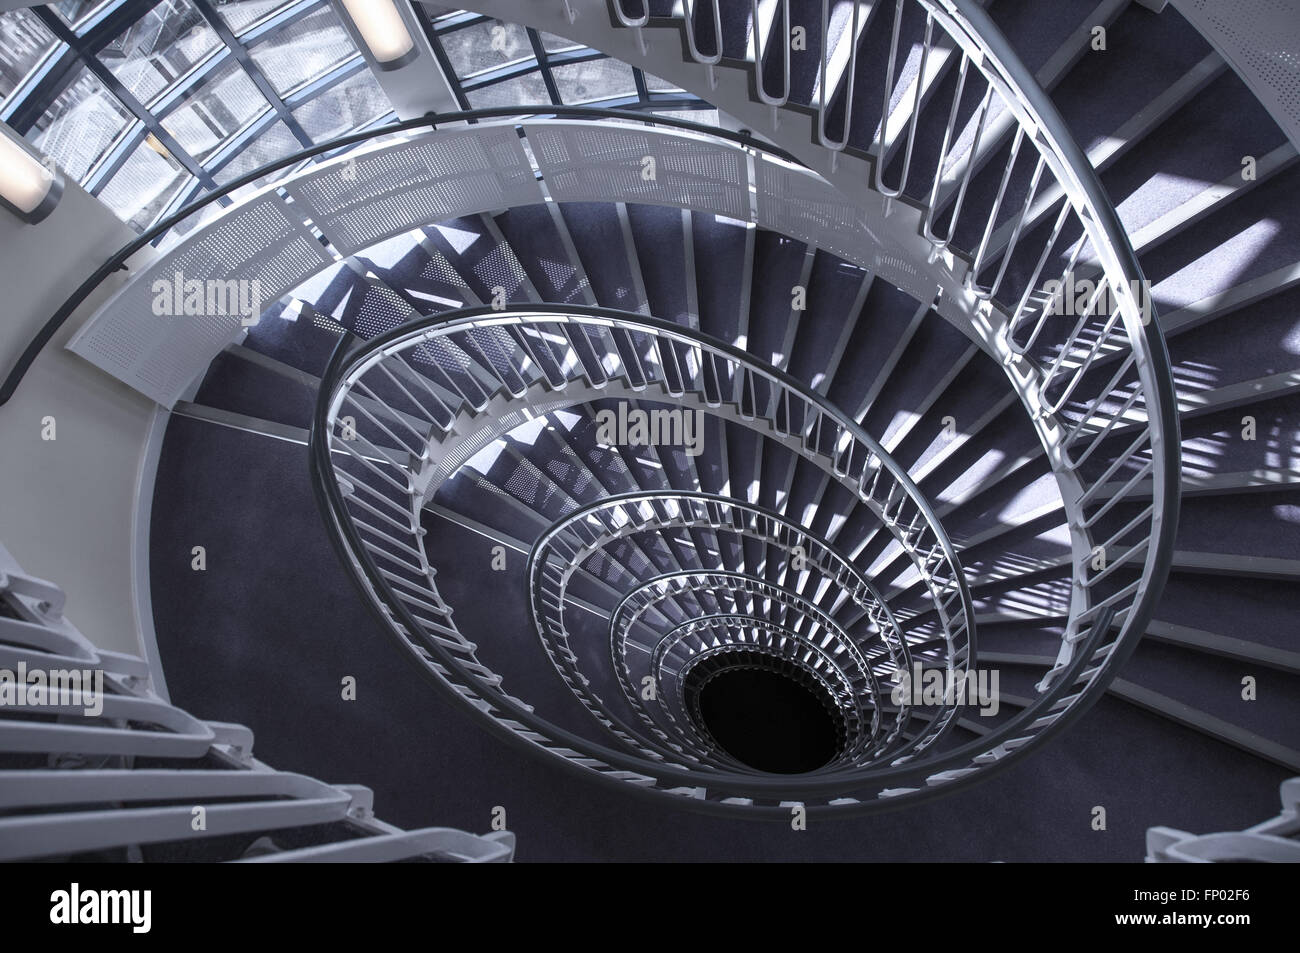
[690, 660, 842, 774]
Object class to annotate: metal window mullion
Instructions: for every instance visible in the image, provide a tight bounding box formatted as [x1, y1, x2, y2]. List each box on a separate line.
[191, 0, 313, 148]
[2, 44, 83, 130]
[158, 174, 232, 225]
[147, 48, 232, 117]
[73, 0, 158, 41]
[631, 67, 652, 107]
[526, 28, 561, 105]
[203, 106, 293, 178]
[460, 61, 544, 93]
[281, 53, 366, 109]
[544, 48, 605, 69]
[84, 120, 148, 192]
[432, 11, 491, 33]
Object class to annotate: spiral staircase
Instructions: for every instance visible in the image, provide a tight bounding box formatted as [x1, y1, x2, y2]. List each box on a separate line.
[3, 0, 1300, 861]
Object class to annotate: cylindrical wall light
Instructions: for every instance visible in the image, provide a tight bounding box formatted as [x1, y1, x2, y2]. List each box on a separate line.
[0, 124, 62, 225]
[339, 0, 418, 70]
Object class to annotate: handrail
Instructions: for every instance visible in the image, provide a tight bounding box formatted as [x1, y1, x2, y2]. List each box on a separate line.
[0, 104, 799, 409]
[308, 306, 1149, 816]
[603, 0, 1180, 618]
[529, 491, 921, 767]
[303, 305, 1184, 817]
[310, 306, 984, 800]
[583, 0, 1181, 801]
[6, 2, 1183, 810]
[928, 0, 1180, 706]
[300, 0, 1180, 810]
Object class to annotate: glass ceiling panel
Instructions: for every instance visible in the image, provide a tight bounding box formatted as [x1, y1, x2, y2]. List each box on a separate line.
[654, 107, 720, 128]
[247, 4, 355, 96]
[8, 0, 706, 234]
[1, 10, 60, 105]
[101, 0, 222, 104]
[644, 70, 685, 93]
[211, 0, 295, 36]
[213, 117, 297, 184]
[539, 31, 582, 54]
[51, 0, 112, 29]
[553, 58, 636, 105]
[465, 70, 548, 109]
[159, 57, 269, 161]
[441, 19, 533, 79]
[28, 65, 133, 180]
[291, 66, 389, 140]
[96, 133, 192, 230]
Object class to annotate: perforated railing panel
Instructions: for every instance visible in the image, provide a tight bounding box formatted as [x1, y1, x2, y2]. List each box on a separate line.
[68, 194, 334, 407]
[526, 122, 749, 220]
[1175, 0, 1300, 154]
[63, 122, 942, 410]
[285, 126, 542, 259]
[66, 126, 543, 409]
[753, 154, 878, 273]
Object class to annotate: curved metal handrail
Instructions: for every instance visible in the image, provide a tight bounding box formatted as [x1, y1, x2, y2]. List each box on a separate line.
[529, 491, 926, 763]
[309, 303, 1193, 817]
[7, 4, 1181, 810]
[312, 305, 986, 796]
[298, 0, 1180, 806]
[923, 0, 1180, 732]
[0, 105, 799, 409]
[608, 0, 1180, 690]
[602, 0, 1181, 793]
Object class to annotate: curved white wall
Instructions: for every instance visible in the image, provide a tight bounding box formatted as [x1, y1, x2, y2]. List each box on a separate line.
[0, 170, 155, 658]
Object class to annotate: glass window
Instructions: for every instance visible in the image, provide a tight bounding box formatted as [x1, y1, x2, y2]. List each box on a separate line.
[654, 108, 720, 129]
[51, 0, 112, 29]
[248, 5, 355, 96]
[552, 58, 636, 104]
[291, 67, 390, 141]
[441, 20, 532, 78]
[211, 0, 294, 36]
[28, 66, 133, 180]
[96, 133, 193, 230]
[465, 71, 549, 110]
[160, 59, 269, 161]
[0, 9, 59, 105]
[540, 32, 582, 54]
[212, 118, 298, 185]
[644, 71, 684, 93]
[101, 0, 222, 104]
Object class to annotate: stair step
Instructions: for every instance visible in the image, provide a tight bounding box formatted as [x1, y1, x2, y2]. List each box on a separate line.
[191, 349, 317, 432]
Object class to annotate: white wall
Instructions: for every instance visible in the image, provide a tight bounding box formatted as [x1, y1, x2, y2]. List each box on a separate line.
[0, 169, 156, 658]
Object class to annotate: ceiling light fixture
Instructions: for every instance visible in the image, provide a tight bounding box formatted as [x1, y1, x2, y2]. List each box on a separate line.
[339, 0, 418, 70]
[0, 125, 62, 225]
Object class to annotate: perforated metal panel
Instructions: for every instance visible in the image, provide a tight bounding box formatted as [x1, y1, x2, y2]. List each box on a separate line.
[67, 194, 334, 407]
[353, 287, 412, 339]
[752, 154, 877, 272]
[526, 122, 749, 220]
[286, 126, 543, 259]
[1175, 0, 1300, 153]
[64, 122, 934, 411]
